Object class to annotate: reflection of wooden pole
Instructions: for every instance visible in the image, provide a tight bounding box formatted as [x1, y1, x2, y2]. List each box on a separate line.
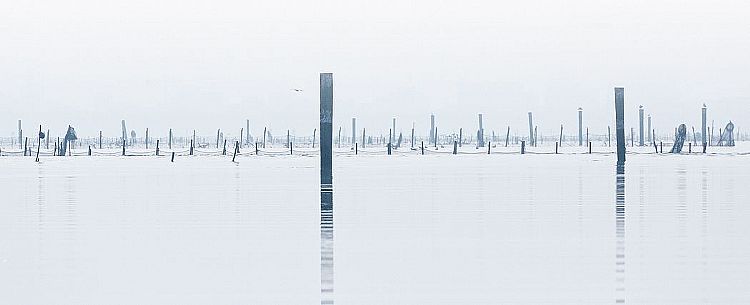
[615, 88, 626, 163]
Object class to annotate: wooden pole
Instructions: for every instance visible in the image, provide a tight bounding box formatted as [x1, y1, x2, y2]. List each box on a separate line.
[521, 140, 525, 154]
[146, 128, 149, 149]
[222, 139, 227, 155]
[122, 139, 126, 156]
[263, 127, 267, 148]
[313, 128, 317, 148]
[614, 88, 626, 163]
[232, 141, 239, 162]
[156, 140, 160, 156]
[505, 126, 510, 147]
[169, 129, 173, 149]
[421, 141, 424, 155]
[171, 151, 175, 162]
[453, 140, 457, 154]
[190, 140, 194, 155]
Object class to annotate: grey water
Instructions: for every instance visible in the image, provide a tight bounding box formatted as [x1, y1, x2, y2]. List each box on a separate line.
[1, 154, 749, 304]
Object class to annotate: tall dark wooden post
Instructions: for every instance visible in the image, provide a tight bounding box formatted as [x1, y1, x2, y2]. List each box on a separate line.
[319, 72, 334, 305]
[615, 88, 626, 163]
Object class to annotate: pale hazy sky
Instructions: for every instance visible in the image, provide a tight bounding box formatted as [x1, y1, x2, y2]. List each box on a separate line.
[2, 0, 749, 139]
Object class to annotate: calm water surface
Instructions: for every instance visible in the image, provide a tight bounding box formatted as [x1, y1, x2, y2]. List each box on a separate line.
[1, 154, 749, 304]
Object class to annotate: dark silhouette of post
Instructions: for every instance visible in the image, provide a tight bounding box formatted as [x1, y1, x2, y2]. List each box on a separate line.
[319, 73, 334, 305]
[615, 88, 626, 163]
[638, 105, 644, 146]
[168, 129, 173, 149]
[578, 107, 583, 146]
[647, 114, 652, 143]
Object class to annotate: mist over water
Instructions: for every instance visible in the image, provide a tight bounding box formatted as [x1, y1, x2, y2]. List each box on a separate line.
[2, 154, 749, 304]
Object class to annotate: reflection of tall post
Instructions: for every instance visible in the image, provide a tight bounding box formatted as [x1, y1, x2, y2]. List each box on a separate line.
[351, 118, 356, 147]
[527, 112, 534, 146]
[319, 73, 334, 305]
[647, 115, 652, 143]
[615, 88, 626, 163]
[639, 105, 644, 146]
[429, 114, 436, 144]
[615, 161, 626, 304]
[701, 104, 707, 146]
[477, 113, 485, 147]
[121, 120, 128, 147]
[578, 108, 584, 146]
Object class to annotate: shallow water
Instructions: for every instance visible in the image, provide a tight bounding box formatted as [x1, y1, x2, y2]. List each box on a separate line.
[1, 154, 749, 304]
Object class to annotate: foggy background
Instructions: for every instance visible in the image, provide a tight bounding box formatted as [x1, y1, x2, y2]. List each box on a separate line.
[2, 0, 749, 139]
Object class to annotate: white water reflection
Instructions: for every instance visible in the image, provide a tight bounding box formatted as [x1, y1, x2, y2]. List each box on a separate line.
[1, 154, 749, 304]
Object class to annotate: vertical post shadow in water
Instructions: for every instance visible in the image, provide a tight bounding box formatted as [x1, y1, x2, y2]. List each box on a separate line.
[615, 162, 626, 304]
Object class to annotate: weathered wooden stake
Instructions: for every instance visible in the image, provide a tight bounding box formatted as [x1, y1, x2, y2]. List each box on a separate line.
[421, 141, 424, 155]
[453, 141, 457, 154]
[313, 128, 317, 148]
[222, 139, 227, 155]
[156, 140, 160, 156]
[521, 140, 526, 154]
[171, 152, 175, 162]
[88, 145, 91, 156]
[35, 125, 42, 162]
[190, 140, 194, 155]
[614, 88, 626, 163]
[589, 142, 592, 154]
[122, 139, 126, 156]
[505, 126, 510, 147]
[355, 143, 358, 155]
[555, 142, 559, 154]
[232, 141, 239, 162]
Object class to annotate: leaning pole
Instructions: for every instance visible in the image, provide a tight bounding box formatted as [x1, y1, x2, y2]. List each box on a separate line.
[319, 72, 334, 305]
[615, 88, 626, 163]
